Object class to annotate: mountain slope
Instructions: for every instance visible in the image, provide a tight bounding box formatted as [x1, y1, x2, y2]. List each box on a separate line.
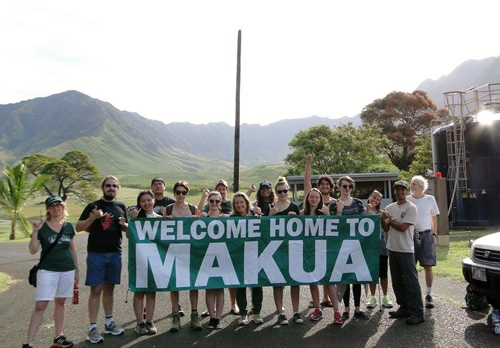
[0, 91, 359, 173]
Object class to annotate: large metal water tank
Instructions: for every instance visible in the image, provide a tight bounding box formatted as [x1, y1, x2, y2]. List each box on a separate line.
[434, 109, 500, 227]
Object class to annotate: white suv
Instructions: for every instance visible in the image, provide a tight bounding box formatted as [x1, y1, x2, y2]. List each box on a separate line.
[462, 232, 500, 302]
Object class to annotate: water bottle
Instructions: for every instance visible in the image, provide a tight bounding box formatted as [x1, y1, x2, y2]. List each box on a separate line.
[72, 284, 79, 305]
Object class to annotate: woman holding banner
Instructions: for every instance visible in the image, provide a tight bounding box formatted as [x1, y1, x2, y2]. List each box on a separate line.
[329, 176, 368, 321]
[131, 190, 161, 335]
[365, 190, 394, 309]
[203, 191, 227, 329]
[301, 189, 342, 325]
[269, 177, 300, 325]
[232, 193, 265, 325]
[163, 181, 202, 332]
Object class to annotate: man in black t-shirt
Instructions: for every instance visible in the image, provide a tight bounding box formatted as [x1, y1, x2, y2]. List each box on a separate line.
[76, 176, 128, 344]
[128, 177, 175, 217]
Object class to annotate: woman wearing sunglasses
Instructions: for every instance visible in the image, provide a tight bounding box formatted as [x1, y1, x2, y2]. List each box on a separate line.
[232, 192, 265, 325]
[300, 189, 342, 325]
[203, 191, 228, 329]
[163, 181, 202, 332]
[269, 177, 300, 325]
[329, 176, 367, 321]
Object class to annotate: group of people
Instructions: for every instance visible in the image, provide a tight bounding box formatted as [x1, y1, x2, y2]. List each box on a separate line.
[23, 157, 442, 347]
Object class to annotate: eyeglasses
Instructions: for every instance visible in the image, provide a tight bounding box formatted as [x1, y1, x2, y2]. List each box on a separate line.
[341, 184, 353, 189]
[276, 189, 288, 194]
[209, 199, 221, 204]
[175, 190, 188, 195]
[105, 184, 119, 188]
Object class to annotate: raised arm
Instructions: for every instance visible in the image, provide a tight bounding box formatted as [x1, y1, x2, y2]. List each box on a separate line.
[304, 154, 313, 195]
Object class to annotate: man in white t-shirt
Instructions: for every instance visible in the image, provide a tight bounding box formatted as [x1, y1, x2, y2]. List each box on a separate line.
[382, 180, 424, 325]
[407, 175, 440, 309]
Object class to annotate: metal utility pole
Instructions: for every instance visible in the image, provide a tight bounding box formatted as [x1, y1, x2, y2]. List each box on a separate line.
[233, 30, 241, 193]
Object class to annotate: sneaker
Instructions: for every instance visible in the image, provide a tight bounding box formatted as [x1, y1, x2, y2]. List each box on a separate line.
[354, 310, 369, 319]
[190, 311, 202, 331]
[22, 345, 33, 348]
[178, 305, 185, 317]
[293, 312, 303, 324]
[207, 318, 217, 329]
[134, 322, 148, 335]
[341, 311, 350, 321]
[492, 309, 500, 335]
[310, 308, 323, 321]
[333, 311, 343, 325]
[201, 310, 210, 317]
[321, 300, 333, 308]
[382, 295, 394, 308]
[87, 327, 104, 344]
[104, 321, 124, 336]
[215, 319, 223, 330]
[425, 295, 434, 308]
[253, 313, 264, 324]
[170, 313, 181, 332]
[406, 316, 425, 325]
[277, 313, 289, 325]
[145, 321, 157, 335]
[367, 296, 377, 309]
[238, 315, 249, 325]
[52, 335, 74, 348]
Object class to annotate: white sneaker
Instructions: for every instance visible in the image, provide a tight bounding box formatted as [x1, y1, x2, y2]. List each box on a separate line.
[383, 295, 394, 308]
[367, 296, 377, 308]
[253, 313, 264, 324]
[238, 315, 249, 325]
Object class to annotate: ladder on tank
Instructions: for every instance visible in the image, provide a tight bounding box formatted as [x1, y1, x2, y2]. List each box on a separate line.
[443, 83, 500, 192]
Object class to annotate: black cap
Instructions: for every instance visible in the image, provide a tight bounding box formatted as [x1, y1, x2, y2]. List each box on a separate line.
[259, 181, 272, 189]
[45, 195, 63, 207]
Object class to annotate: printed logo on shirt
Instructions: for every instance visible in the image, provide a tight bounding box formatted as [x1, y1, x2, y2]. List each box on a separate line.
[101, 214, 113, 230]
[400, 212, 406, 219]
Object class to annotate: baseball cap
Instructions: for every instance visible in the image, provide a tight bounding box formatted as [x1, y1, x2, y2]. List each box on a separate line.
[259, 181, 272, 189]
[45, 195, 63, 207]
[215, 179, 228, 189]
[394, 180, 409, 190]
[151, 177, 165, 186]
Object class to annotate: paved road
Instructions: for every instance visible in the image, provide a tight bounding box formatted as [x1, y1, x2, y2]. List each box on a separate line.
[0, 234, 497, 348]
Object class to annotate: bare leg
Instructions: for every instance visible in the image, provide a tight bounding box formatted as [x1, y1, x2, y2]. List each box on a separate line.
[322, 285, 329, 303]
[145, 292, 156, 322]
[102, 283, 115, 317]
[327, 285, 340, 312]
[189, 290, 198, 311]
[229, 288, 238, 313]
[424, 266, 433, 288]
[206, 289, 216, 318]
[53, 297, 67, 337]
[369, 283, 377, 296]
[380, 278, 389, 295]
[273, 286, 284, 314]
[133, 292, 145, 323]
[291, 286, 300, 313]
[88, 284, 103, 323]
[170, 291, 180, 312]
[215, 289, 225, 319]
[309, 285, 320, 309]
[27, 301, 49, 343]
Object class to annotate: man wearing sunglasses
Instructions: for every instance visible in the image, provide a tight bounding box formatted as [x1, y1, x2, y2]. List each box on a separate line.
[76, 176, 128, 343]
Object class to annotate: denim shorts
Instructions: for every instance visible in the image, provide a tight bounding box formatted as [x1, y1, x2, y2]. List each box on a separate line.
[85, 251, 122, 286]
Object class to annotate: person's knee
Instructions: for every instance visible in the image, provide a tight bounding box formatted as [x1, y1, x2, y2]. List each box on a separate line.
[35, 301, 49, 312]
[90, 284, 104, 297]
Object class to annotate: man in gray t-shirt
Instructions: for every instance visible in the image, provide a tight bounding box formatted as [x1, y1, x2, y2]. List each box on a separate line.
[381, 180, 424, 325]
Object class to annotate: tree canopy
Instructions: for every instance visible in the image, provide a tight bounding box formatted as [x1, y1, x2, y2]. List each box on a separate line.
[22, 150, 101, 202]
[284, 123, 396, 176]
[360, 90, 445, 171]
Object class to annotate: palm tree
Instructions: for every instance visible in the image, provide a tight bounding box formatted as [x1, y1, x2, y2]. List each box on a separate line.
[0, 162, 47, 240]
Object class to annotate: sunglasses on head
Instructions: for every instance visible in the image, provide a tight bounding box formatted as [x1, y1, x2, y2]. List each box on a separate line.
[341, 184, 353, 189]
[175, 190, 188, 195]
[276, 189, 288, 194]
[209, 199, 221, 204]
[105, 184, 119, 188]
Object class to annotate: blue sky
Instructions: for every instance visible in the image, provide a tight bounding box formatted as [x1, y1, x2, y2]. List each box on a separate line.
[0, 0, 498, 125]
